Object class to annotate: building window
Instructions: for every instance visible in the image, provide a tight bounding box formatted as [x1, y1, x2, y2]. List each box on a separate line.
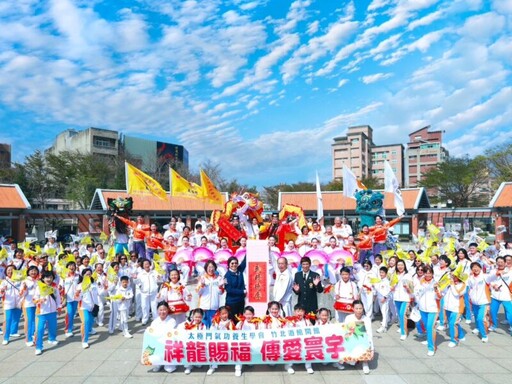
[351, 138, 359, 143]
[391, 150, 397, 155]
[93, 136, 116, 149]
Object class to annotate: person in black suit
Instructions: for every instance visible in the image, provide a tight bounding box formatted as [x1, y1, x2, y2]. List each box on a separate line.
[292, 256, 324, 315]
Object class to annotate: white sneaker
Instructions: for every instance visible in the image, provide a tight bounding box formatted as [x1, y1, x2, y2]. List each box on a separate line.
[35, 349, 42, 355]
[465, 319, 472, 324]
[488, 326, 496, 332]
[333, 362, 345, 370]
[307, 367, 314, 374]
[472, 328, 479, 335]
[206, 368, 215, 375]
[26, 341, 34, 347]
[90, 329, 97, 335]
[11, 333, 21, 337]
[124, 332, 133, 339]
[448, 342, 457, 348]
[235, 369, 242, 377]
[82, 342, 89, 349]
[362, 362, 370, 374]
[65, 332, 74, 338]
[400, 334, 407, 341]
[2, 340, 8, 345]
[421, 340, 428, 345]
[436, 325, 446, 331]
[459, 337, 466, 342]
[48, 340, 59, 346]
[184, 368, 191, 375]
[287, 367, 295, 374]
[97, 323, 104, 327]
[376, 326, 386, 333]
[482, 337, 488, 343]
[164, 366, 176, 373]
[151, 366, 162, 372]
[396, 328, 401, 333]
[427, 350, 435, 357]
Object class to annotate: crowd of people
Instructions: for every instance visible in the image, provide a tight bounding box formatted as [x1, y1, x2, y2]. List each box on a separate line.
[1, 213, 511, 376]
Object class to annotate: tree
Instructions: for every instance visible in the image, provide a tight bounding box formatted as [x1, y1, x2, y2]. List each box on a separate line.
[419, 156, 489, 207]
[485, 143, 512, 188]
[360, 176, 384, 190]
[16, 150, 60, 209]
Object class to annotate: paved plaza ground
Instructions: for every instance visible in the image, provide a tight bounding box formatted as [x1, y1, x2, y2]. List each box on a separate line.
[1, 277, 511, 384]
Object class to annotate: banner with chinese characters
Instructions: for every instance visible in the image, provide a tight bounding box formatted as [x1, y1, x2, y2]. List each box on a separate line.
[246, 240, 270, 315]
[141, 322, 372, 366]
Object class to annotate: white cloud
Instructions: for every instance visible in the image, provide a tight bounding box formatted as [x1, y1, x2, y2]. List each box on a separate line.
[282, 19, 358, 83]
[306, 20, 319, 35]
[407, 10, 443, 30]
[361, 73, 392, 84]
[338, 79, 349, 87]
[460, 12, 506, 41]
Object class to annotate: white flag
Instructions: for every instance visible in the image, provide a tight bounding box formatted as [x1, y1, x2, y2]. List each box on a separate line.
[316, 171, 324, 223]
[342, 165, 358, 199]
[384, 161, 405, 216]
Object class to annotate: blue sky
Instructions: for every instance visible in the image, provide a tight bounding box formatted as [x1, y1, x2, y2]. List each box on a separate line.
[0, 0, 511, 187]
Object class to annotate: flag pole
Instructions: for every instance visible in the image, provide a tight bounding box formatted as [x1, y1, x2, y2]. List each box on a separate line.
[169, 166, 173, 219]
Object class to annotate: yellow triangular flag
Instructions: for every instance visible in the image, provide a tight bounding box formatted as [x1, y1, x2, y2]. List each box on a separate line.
[90, 254, 98, 267]
[477, 240, 489, 253]
[369, 277, 381, 284]
[105, 294, 123, 301]
[37, 281, 54, 297]
[154, 261, 166, 276]
[59, 267, 70, 280]
[437, 272, 451, 291]
[47, 248, 56, 256]
[59, 242, 64, 254]
[107, 246, 115, 262]
[107, 266, 118, 282]
[99, 232, 109, 243]
[82, 274, 92, 292]
[35, 244, 42, 254]
[170, 168, 203, 199]
[0, 248, 8, 261]
[345, 257, 353, 267]
[126, 162, 167, 200]
[389, 273, 399, 288]
[200, 169, 223, 205]
[12, 269, 27, 282]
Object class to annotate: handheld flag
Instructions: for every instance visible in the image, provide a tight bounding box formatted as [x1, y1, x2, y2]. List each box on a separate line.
[170, 168, 203, 199]
[107, 266, 118, 283]
[200, 169, 223, 205]
[153, 261, 166, 276]
[0, 248, 7, 261]
[384, 160, 405, 216]
[82, 275, 92, 292]
[99, 232, 109, 243]
[37, 281, 54, 297]
[107, 246, 115, 262]
[126, 162, 167, 200]
[12, 269, 27, 282]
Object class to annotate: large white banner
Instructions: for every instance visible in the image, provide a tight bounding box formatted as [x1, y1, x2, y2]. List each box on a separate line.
[141, 322, 372, 366]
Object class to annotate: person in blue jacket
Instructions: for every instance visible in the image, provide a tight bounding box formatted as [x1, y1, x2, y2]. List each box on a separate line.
[224, 255, 246, 321]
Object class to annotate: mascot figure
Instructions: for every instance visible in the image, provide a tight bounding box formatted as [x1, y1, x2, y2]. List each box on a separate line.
[355, 189, 384, 228]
